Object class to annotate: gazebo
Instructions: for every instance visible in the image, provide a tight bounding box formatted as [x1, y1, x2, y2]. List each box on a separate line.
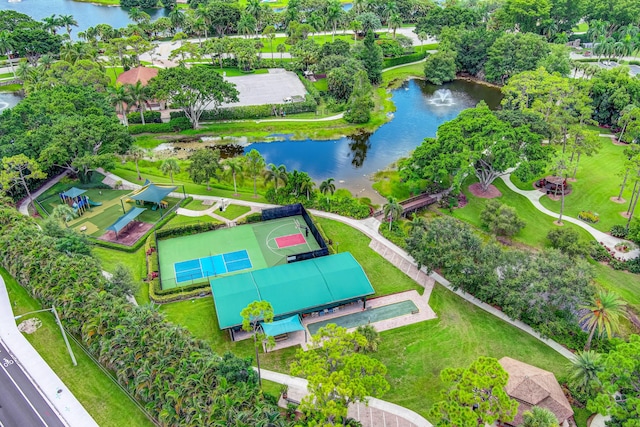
[535, 176, 570, 195]
[499, 357, 574, 426]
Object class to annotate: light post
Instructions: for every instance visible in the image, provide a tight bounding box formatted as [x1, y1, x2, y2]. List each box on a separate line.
[335, 242, 340, 253]
[15, 306, 77, 366]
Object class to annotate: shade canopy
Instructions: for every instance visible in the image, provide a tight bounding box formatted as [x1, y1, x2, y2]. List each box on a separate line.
[131, 184, 177, 205]
[61, 187, 87, 199]
[211, 252, 375, 329]
[261, 315, 305, 337]
[107, 207, 146, 234]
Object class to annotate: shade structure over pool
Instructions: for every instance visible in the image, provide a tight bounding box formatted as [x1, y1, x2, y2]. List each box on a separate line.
[130, 183, 177, 204]
[210, 252, 375, 329]
[107, 207, 146, 235]
[260, 315, 305, 337]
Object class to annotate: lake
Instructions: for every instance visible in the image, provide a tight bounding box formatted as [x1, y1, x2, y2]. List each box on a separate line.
[244, 79, 502, 203]
[0, 91, 22, 112]
[2, 0, 166, 37]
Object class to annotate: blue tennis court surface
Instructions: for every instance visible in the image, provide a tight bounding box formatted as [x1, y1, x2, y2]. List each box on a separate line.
[174, 250, 252, 283]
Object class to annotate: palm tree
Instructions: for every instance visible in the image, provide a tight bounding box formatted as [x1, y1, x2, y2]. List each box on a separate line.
[59, 15, 79, 38]
[326, 0, 343, 41]
[127, 146, 146, 180]
[350, 20, 363, 42]
[383, 196, 403, 231]
[107, 84, 132, 127]
[263, 163, 288, 193]
[299, 177, 315, 201]
[276, 43, 286, 64]
[222, 157, 244, 195]
[319, 178, 336, 204]
[42, 15, 62, 35]
[160, 158, 181, 184]
[125, 81, 150, 125]
[245, 149, 265, 198]
[128, 8, 150, 25]
[522, 406, 559, 427]
[50, 204, 77, 228]
[168, 8, 186, 34]
[0, 31, 16, 78]
[580, 290, 627, 350]
[389, 13, 402, 39]
[568, 350, 603, 394]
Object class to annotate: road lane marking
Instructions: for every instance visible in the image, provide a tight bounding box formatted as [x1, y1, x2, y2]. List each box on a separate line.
[0, 360, 49, 427]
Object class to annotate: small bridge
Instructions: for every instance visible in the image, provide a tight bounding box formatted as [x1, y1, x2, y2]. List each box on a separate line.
[373, 192, 443, 219]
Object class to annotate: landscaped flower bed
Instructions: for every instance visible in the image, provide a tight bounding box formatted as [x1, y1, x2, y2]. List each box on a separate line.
[578, 211, 600, 223]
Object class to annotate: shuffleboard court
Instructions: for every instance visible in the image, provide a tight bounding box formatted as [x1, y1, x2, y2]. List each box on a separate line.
[158, 215, 323, 289]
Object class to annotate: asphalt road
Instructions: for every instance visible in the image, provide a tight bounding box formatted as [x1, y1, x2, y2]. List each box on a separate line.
[0, 340, 65, 427]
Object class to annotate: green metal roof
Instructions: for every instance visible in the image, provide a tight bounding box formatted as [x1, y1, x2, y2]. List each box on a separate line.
[211, 252, 375, 329]
[261, 315, 305, 337]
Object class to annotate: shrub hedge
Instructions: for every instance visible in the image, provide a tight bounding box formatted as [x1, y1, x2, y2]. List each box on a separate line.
[128, 117, 191, 134]
[169, 96, 317, 122]
[127, 110, 162, 124]
[382, 51, 428, 68]
[578, 211, 600, 223]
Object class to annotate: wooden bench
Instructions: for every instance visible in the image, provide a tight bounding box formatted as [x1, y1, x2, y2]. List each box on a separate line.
[274, 334, 288, 342]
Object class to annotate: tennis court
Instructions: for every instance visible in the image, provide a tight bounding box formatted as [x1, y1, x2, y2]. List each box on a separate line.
[174, 250, 253, 284]
[158, 215, 323, 289]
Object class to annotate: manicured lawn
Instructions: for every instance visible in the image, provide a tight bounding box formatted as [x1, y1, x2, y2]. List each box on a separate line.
[313, 78, 328, 92]
[0, 72, 13, 79]
[452, 178, 594, 248]
[113, 161, 270, 203]
[0, 84, 21, 92]
[590, 260, 640, 312]
[372, 169, 427, 200]
[375, 284, 571, 419]
[165, 213, 222, 227]
[217, 204, 251, 220]
[184, 198, 212, 211]
[92, 246, 150, 304]
[1, 268, 153, 427]
[382, 62, 425, 87]
[539, 139, 638, 232]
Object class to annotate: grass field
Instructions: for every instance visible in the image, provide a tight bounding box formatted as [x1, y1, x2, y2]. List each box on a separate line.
[217, 204, 251, 220]
[183, 199, 212, 211]
[159, 217, 576, 423]
[0, 84, 22, 92]
[452, 178, 595, 248]
[1, 268, 153, 427]
[93, 246, 150, 304]
[538, 139, 639, 232]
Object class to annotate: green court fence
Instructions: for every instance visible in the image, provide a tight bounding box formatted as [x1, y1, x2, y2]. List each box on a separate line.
[261, 204, 329, 262]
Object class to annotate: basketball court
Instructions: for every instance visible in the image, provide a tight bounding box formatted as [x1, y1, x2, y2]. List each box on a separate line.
[157, 215, 323, 289]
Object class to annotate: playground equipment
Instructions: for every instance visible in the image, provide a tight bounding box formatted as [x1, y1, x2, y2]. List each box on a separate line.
[59, 187, 100, 216]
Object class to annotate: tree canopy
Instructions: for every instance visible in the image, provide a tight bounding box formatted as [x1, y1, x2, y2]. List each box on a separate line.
[401, 102, 549, 193]
[430, 356, 518, 427]
[148, 66, 239, 129]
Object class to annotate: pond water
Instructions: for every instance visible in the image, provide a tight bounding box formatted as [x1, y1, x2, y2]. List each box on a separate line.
[0, 91, 23, 112]
[3, 0, 167, 37]
[244, 79, 502, 202]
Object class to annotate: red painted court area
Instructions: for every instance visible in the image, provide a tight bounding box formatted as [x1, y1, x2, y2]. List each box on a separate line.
[275, 233, 306, 248]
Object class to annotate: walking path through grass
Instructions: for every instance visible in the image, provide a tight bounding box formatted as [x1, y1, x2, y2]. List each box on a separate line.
[499, 173, 639, 260]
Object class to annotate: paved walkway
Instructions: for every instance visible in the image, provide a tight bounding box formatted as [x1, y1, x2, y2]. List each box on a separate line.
[260, 368, 431, 427]
[499, 174, 639, 260]
[17, 170, 68, 216]
[0, 275, 98, 427]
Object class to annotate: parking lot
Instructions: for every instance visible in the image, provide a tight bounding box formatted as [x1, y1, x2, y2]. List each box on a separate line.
[217, 69, 308, 108]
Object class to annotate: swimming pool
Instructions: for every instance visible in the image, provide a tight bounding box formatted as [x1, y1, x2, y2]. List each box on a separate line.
[307, 300, 419, 335]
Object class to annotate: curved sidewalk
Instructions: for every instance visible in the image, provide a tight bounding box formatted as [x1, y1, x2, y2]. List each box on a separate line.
[499, 174, 639, 260]
[259, 368, 431, 427]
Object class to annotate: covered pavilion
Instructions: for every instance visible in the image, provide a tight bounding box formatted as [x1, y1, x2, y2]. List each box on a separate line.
[210, 252, 375, 341]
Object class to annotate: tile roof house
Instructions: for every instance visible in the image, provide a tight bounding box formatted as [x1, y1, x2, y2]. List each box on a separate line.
[115, 66, 159, 86]
[499, 357, 574, 427]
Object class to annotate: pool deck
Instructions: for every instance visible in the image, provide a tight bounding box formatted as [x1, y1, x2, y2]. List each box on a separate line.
[244, 289, 437, 352]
